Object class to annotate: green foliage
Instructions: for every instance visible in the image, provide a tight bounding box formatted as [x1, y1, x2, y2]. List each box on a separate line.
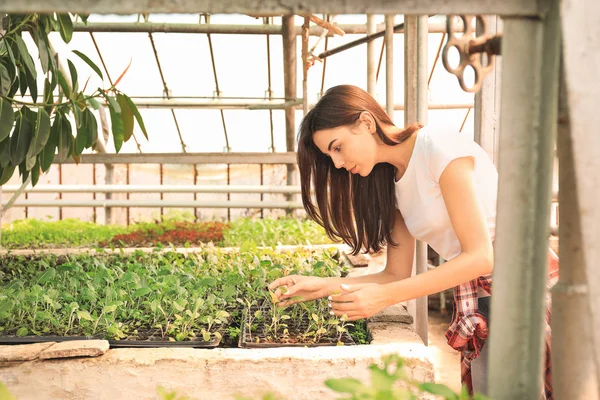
[325, 354, 493, 400]
[0, 13, 146, 186]
[0, 216, 333, 250]
[0, 246, 347, 344]
[0, 218, 127, 249]
[223, 217, 334, 247]
[0, 382, 16, 400]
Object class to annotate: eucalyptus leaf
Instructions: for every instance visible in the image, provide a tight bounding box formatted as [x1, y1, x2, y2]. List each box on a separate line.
[33, 29, 50, 74]
[72, 50, 103, 80]
[26, 108, 51, 160]
[67, 59, 79, 94]
[57, 14, 74, 43]
[0, 63, 11, 96]
[31, 157, 41, 186]
[109, 101, 124, 152]
[75, 109, 87, 156]
[57, 70, 71, 98]
[13, 34, 37, 80]
[56, 115, 72, 162]
[0, 98, 15, 143]
[117, 93, 134, 142]
[85, 109, 98, 148]
[10, 112, 33, 166]
[25, 68, 38, 103]
[0, 164, 15, 185]
[123, 94, 148, 140]
[0, 138, 11, 168]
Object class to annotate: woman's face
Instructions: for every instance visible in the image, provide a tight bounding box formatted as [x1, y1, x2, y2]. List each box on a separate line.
[312, 119, 378, 177]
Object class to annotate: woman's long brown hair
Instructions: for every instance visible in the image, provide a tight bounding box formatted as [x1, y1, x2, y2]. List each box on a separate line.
[297, 85, 422, 255]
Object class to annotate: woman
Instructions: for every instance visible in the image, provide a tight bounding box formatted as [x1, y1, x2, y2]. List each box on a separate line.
[268, 84, 555, 397]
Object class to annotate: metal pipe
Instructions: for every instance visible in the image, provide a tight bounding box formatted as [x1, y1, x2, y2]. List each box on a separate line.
[487, 4, 561, 398]
[367, 15, 377, 95]
[385, 15, 394, 119]
[129, 98, 469, 110]
[404, 15, 429, 346]
[282, 15, 297, 209]
[0, 184, 303, 194]
[71, 21, 449, 36]
[55, 152, 298, 165]
[2, 200, 304, 209]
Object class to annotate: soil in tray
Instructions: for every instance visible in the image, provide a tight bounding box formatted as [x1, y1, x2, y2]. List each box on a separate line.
[0, 329, 221, 348]
[239, 307, 356, 348]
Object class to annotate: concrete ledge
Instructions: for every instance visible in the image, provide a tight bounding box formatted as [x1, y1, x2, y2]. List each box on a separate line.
[0, 342, 55, 362]
[39, 340, 109, 360]
[0, 341, 433, 400]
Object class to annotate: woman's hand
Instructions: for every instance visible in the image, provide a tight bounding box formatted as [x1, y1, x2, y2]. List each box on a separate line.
[328, 283, 392, 321]
[268, 275, 329, 307]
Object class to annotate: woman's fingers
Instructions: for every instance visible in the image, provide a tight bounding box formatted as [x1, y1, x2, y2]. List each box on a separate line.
[268, 276, 296, 291]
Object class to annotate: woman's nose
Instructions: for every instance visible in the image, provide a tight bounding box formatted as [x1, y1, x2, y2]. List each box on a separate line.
[331, 155, 345, 169]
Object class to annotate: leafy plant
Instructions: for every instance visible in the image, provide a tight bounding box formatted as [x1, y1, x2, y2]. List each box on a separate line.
[0, 13, 146, 186]
[326, 354, 492, 400]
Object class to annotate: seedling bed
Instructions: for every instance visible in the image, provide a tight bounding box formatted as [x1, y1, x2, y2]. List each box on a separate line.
[239, 306, 356, 348]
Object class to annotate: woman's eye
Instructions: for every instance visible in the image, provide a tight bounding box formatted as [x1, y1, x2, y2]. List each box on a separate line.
[334, 145, 341, 152]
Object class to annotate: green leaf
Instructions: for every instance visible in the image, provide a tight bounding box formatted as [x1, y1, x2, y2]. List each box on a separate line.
[0, 381, 17, 400]
[57, 14, 74, 43]
[16, 327, 28, 337]
[79, 14, 90, 23]
[108, 100, 124, 152]
[67, 59, 78, 94]
[418, 383, 459, 400]
[0, 164, 15, 185]
[31, 157, 41, 185]
[0, 63, 11, 96]
[10, 111, 33, 166]
[25, 68, 38, 103]
[87, 97, 100, 110]
[33, 29, 50, 74]
[132, 287, 152, 298]
[369, 366, 397, 391]
[13, 34, 37, 81]
[75, 108, 87, 156]
[26, 108, 51, 160]
[72, 50, 103, 80]
[0, 138, 11, 168]
[38, 267, 57, 283]
[18, 67, 27, 98]
[324, 378, 365, 394]
[85, 109, 98, 148]
[76, 310, 94, 321]
[57, 71, 71, 99]
[122, 94, 148, 140]
[56, 115, 72, 162]
[117, 93, 134, 142]
[0, 98, 15, 143]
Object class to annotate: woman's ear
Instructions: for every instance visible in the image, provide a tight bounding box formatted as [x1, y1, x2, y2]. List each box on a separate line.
[358, 111, 376, 134]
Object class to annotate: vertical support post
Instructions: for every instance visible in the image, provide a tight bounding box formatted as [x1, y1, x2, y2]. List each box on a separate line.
[559, 0, 600, 395]
[404, 15, 429, 346]
[552, 61, 600, 400]
[367, 15, 377, 96]
[474, 16, 501, 163]
[384, 15, 394, 118]
[282, 15, 297, 210]
[105, 164, 113, 224]
[302, 16, 310, 116]
[488, 2, 561, 398]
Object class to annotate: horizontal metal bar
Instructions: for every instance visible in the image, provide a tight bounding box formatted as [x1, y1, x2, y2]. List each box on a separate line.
[131, 99, 302, 109]
[72, 21, 449, 35]
[1, 184, 301, 194]
[56, 152, 297, 165]
[129, 98, 473, 110]
[2, 200, 303, 209]
[7, 1, 540, 17]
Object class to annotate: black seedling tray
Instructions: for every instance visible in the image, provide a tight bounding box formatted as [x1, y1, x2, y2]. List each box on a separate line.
[0, 332, 221, 349]
[239, 307, 355, 348]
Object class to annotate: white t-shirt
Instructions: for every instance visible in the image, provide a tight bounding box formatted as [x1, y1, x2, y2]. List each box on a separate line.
[394, 127, 498, 261]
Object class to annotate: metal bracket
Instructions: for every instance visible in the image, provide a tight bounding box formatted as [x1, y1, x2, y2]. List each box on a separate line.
[442, 15, 502, 93]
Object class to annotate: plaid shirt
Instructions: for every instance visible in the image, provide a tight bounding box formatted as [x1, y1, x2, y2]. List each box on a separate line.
[445, 248, 560, 399]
